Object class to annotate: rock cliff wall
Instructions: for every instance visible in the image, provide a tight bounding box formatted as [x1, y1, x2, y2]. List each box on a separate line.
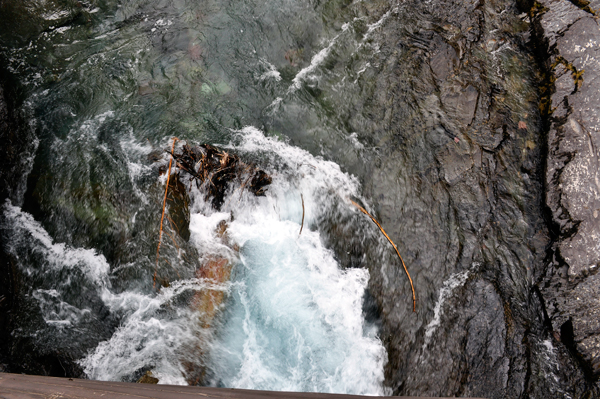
[537, 0, 600, 379]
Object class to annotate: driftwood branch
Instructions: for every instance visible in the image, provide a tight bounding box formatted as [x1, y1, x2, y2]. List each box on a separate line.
[154, 137, 179, 288]
[299, 194, 305, 237]
[350, 199, 416, 312]
[171, 143, 272, 210]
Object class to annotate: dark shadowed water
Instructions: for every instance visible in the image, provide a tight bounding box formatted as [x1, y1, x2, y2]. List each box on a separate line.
[0, 0, 598, 397]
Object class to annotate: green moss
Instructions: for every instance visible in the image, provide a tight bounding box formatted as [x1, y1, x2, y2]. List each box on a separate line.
[552, 56, 585, 91]
[567, 0, 597, 15]
[528, 1, 549, 18]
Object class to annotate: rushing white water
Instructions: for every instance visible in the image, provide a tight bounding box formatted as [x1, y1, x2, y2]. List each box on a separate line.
[1, 203, 110, 287]
[203, 128, 387, 394]
[1, 127, 388, 394]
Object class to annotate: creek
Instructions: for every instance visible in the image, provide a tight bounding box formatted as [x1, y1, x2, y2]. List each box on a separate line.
[0, 0, 597, 398]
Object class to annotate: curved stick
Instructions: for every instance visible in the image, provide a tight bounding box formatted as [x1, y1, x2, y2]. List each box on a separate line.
[299, 194, 305, 237]
[154, 137, 179, 288]
[350, 199, 416, 312]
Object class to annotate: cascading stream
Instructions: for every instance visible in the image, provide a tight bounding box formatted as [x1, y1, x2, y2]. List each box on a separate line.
[1, 127, 389, 394]
[79, 129, 389, 393]
[5, 0, 598, 397]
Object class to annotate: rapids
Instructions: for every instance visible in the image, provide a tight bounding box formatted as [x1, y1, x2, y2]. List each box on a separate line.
[1, 0, 599, 398]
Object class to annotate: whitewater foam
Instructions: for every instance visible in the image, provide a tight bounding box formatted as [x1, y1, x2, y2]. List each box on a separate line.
[2, 127, 388, 394]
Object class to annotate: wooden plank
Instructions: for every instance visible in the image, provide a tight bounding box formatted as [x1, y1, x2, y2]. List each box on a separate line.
[0, 373, 486, 399]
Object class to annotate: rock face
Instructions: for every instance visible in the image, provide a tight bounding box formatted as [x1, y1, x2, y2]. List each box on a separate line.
[0, 76, 28, 372]
[0, 82, 11, 373]
[538, 0, 600, 377]
[0, 79, 27, 203]
[329, 0, 600, 397]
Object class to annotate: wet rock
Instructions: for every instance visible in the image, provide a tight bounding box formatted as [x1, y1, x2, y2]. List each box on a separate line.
[0, 85, 9, 201]
[439, 145, 473, 184]
[538, 1, 588, 47]
[0, 74, 31, 204]
[472, 126, 505, 151]
[538, 0, 600, 377]
[460, 280, 511, 397]
[166, 174, 191, 241]
[0, 85, 7, 128]
[138, 83, 155, 96]
[565, 274, 600, 374]
[430, 37, 459, 81]
[338, 0, 600, 397]
[137, 370, 159, 384]
[404, 278, 511, 398]
[441, 84, 479, 127]
[0, 0, 95, 45]
[0, 71, 42, 374]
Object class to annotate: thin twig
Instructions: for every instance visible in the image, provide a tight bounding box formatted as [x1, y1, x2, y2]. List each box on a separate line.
[166, 214, 181, 234]
[154, 137, 179, 288]
[299, 194, 305, 237]
[238, 173, 253, 200]
[350, 199, 416, 312]
[164, 228, 180, 251]
[222, 165, 253, 207]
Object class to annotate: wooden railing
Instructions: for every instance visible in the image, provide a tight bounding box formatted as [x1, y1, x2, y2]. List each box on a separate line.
[0, 373, 486, 399]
